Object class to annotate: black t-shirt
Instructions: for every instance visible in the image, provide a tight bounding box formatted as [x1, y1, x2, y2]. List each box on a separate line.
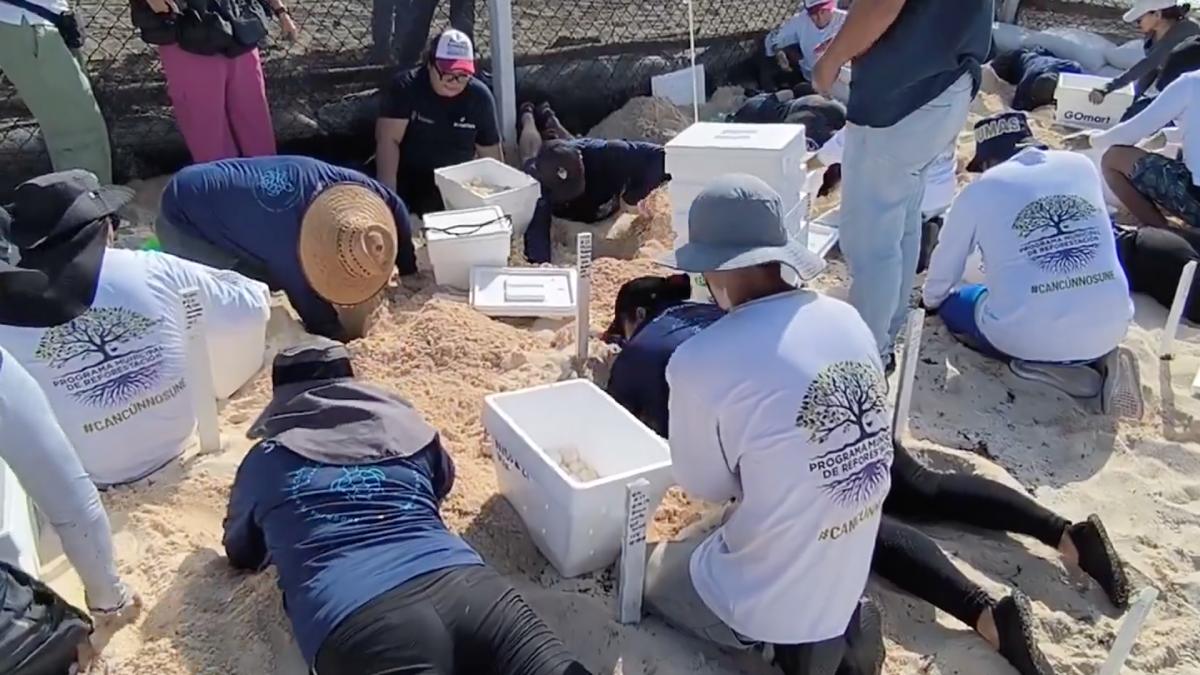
[379, 68, 501, 174]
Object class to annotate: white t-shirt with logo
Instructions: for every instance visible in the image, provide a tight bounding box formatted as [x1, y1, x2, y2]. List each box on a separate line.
[666, 290, 892, 644]
[0, 249, 270, 486]
[764, 9, 847, 79]
[923, 148, 1133, 362]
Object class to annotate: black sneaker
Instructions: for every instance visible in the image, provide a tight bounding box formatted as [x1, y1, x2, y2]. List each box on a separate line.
[883, 352, 897, 376]
[1068, 515, 1131, 609]
[993, 593, 1054, 675]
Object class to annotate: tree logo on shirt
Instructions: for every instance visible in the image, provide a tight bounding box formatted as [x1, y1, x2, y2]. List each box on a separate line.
[795, 360, 893, 506]
[35, 307, 167, 406]
[1013, 194, 1102, 275]
[253, 163, 304, 213]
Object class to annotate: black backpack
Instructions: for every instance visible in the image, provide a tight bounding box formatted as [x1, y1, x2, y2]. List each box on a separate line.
[0, 561, 92, 675]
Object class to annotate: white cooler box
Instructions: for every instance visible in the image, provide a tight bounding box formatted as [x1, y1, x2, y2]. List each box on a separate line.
[483, 380, 674, 578]
[1055, 73, 1135, 130]
[433, 158, 541, 237]
[424, 206, 512, 290]
[0, 459, 39, 576]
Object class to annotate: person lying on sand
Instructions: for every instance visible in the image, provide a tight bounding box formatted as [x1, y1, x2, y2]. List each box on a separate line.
[1115, 223, 1200, 320]
[223, 340, 593, 675]
[157, 156, 413, 341]
[0, 344, 142, 627]
[925, 112, 1136, 411]
[1068, 70, 1200, 229]
[644, 174, 885, 675]
[603, 271, 1130, 675]
[728, 86, 846, 150]
[0, 171, 270, 487]
[518, 102, 669, 264]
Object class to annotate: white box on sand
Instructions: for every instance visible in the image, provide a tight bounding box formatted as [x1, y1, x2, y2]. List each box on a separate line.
[652, 65, 706, 107]
[666, 122, 810, 245]
[0, 458, 40, 576]
[433, 158, 541, 237]
[1055, 73, 1134, 130]
[483, 380, 674, 578]
[470, 266, 578, 318]
[424, 206, 512, 290]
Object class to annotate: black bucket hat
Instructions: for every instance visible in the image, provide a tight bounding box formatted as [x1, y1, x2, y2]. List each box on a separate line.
[531, 140, 586, 204]
[5, 169, 134, 251]
[967, 112, 1047, 173]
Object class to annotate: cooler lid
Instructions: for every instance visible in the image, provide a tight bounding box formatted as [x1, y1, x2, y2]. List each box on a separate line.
[470, 266, 578, 317]
[667, 122, 805, 152]
[424, 205, 510, 242]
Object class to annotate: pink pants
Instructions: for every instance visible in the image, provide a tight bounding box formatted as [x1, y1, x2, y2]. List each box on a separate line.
[158, 44, 277, 163]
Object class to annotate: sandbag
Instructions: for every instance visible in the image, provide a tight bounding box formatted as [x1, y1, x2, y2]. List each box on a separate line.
[992, 22, 1032, 55]
[1025, 27, 1114, 74]
[1106, 38, 1146, 70]
[0, 561, 91, 675]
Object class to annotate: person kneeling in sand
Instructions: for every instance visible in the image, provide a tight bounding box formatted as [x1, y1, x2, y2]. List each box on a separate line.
[604, 273, 1129, 675]
[157, 156, 416, 341]
[224, 341, 593, 675]
[0, 343, 141, 638]
[644, 174, 886, 675]
[0, 171, 271, 488]
[518, 102, 669, 264]
[924, 113, 1136, 410]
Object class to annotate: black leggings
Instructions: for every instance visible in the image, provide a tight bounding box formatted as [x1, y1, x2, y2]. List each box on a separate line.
[872, 443, 1071, 627]
[315, 565, 591, 675]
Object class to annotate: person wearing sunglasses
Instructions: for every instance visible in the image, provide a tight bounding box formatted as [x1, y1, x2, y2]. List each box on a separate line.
[376, 28, 503, 216]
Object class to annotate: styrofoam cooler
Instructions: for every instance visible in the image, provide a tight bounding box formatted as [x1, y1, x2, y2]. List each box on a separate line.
[424, 206, 512, 290]
[652, 65, 706, 106]
[0, 459, 39, 576]
[433, 158, 541, 237]
[482, 380, 674, 578]
[1055, 73, 1135, 130]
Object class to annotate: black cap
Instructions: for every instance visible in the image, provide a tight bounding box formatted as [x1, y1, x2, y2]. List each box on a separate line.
[6, 170, 134, 251]
[531, 140, 585, 203]
[967, 112, 1045, 173]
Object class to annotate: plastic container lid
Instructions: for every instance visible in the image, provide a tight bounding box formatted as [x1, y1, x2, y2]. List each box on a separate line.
[667, 122, 805, 151]
[470, 266, 578, 317]
[424, 206, 511, 243]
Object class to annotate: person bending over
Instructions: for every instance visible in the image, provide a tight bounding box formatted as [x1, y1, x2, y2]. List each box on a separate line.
[224, 341, 592, 675]
[375, 28, 502, 215]
[0, 171, 270, 487]
[925, 113, 1134, 408]
[1091, 0, 1200, 119]
[604, 272, 1130, 675]
[729, 87, 847, 150]
[157, 155, 414, 341]
[518, 103, 668, 264]
[646, 174, 884, 675]
[990, 47, 1083, 112]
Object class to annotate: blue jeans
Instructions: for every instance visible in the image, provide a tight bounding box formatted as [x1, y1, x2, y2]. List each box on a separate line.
[937, 284, 1008, 360]
[839, 74, 973, 354]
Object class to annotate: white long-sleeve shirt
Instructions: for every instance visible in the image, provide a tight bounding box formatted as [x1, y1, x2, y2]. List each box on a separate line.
[665, 290, 891, 644]
[1092, 70, 1200, 186]
[923, 148, 1132, 362]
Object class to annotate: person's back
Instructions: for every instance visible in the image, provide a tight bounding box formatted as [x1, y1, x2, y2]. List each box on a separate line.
[933, 149, 1132, 362]
[0, 248, 265, 485]
[555, 138, 666, 223]
[667, 289, 890, 643]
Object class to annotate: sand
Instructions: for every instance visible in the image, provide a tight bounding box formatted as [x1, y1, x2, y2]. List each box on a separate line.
[45, 75, 1200, 675]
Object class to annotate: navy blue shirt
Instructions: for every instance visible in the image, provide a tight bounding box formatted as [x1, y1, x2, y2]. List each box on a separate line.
[1012, 48, 1082, 111]
[848, 0, 992, 127]
[606, 302, 725, 437]
[523, 138, 667, 263]
[160, 156, 417, 339]
[380, 68, 501, 174]
[731, 94, 846, 148]
[223, 439, 483, 665]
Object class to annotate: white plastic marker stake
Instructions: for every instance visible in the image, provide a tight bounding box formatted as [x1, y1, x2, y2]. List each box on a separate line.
[892, 308, 926, 442]
[617, 478, 651, 624]
[1098, 587, 1160, 675]
[180, 288, 222, 453]
[686, 0, 699, 123]
[575, 232, 593, 366]
[1191, 365, 1200, 396]
[1160, 260, 1197, 360]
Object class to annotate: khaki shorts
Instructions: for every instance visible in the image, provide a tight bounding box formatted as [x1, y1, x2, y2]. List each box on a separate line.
[643, 534, 754, 651]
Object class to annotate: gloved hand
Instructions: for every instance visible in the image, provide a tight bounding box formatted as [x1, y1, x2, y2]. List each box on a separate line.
[1089, 87, 1108, 105]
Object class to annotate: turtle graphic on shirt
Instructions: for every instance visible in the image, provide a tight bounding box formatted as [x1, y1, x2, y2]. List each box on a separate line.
[35, 307, 166, 407]
[795, 360, 893, 506]
[253, 163, 304, 213]
[1013, 194, 1102, 275]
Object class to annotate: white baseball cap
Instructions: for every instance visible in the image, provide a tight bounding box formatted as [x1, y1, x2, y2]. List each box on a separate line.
[1124, 0, 1185, 22]
[434, 29, 475, 75]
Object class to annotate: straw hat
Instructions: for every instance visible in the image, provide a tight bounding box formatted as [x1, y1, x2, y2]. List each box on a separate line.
[299, 183, 398, 306]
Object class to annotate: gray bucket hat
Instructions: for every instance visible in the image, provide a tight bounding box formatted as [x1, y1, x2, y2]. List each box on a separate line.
[658, 173, 825, 280]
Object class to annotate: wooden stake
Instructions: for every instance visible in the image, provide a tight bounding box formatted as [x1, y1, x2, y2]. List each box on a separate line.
[617, 478, 651, 624]
[180, 288, 222, 453]
[892, 308, 926, 442]
[575, 233, 593, 367]
[1160, 260, 1196, 360]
